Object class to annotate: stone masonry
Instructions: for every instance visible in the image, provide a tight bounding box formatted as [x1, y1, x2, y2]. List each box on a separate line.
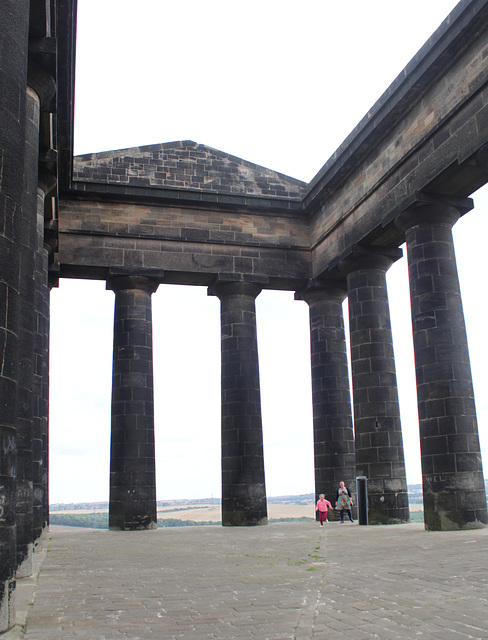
[107, 276, 159, 531]
[296, 281, 356, 517]
[54, 1, 488, 535]
[2, 0, 488, 633]
[398, 198, 488, 530]
[342, 250, 410, 524]
[73, 140, 306, 198]
[210, 280, 268, 526]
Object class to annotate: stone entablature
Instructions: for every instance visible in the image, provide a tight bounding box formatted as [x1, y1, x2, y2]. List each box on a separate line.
[60, 3, 488, 288]
[310, 9, 488, 277]
[73, 140, 307, 199]
[58, 200, 310, 248]
[58, 200, 311, 287]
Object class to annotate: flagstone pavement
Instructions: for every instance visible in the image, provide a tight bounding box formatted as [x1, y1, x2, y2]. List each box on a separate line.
[5, 520, 488, 639]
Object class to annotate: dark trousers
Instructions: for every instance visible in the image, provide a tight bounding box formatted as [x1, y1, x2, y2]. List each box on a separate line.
[340, 509, 353, 522]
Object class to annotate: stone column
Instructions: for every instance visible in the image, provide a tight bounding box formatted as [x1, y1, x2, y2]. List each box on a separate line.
[0, 0, 29, 631]
[209, 281, 268, 526]
[32, 226, 53, 545]
[397, 199, 488, 530]
[36, 175, 58, 547]
[296, 280, 356, 513]
[107, 275, 159, 531]
[342, 249, 409, 524]
[31, 47, 58, 546]
[15, 86, 41, 578]
[17, 15, 58, 563]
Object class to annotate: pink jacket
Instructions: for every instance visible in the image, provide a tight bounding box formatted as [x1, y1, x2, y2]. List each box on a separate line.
[316, 498, 333, 513]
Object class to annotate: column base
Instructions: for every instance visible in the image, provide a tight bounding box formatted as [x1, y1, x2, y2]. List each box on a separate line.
[222, 512, 268, 527]
[109, 504, 158, 531]
[366, 509, 411, 526]
[0, 578, 15, 634]
[109, 521, 158, 532]
[16, 544, 33, 579]
[423, 491, 488, 531]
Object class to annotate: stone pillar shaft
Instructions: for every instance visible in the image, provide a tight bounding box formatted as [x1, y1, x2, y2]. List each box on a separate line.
[298, 282, 355, 511]
[16, 86, 41, 578]
[400, 203, 488, 530]
[344, 252, 409, 524]
[211, 281, 268, 526]
[28, 22, 58, 550]
[32, 224, 50, 543]
[0, 0, 30, 631]
[108, 276, 159, 531]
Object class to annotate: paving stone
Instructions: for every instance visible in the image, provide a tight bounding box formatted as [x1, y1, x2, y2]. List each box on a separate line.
[5, 521, 488, 640]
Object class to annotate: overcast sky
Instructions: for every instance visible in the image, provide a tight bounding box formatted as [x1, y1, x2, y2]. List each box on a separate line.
[48, 0, 488, 504]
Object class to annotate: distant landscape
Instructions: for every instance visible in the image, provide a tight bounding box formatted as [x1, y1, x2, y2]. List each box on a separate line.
[50, 485, 429, 529]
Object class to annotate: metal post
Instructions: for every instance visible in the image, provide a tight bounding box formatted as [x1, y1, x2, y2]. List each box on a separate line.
[356, 476, 368, 525]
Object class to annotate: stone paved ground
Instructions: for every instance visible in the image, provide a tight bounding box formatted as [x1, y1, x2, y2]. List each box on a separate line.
[5, 521, 488, 639]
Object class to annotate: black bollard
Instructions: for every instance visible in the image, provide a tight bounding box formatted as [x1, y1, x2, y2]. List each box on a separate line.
[356, 476, 368, 525]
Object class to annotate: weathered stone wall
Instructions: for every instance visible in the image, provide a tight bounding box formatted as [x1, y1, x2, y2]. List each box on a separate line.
[73, 141, 306, 198]
[0, 0, 29, 631]
[57, 200, 311, 287]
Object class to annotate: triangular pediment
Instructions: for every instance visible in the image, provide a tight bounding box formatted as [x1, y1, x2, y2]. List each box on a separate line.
[73, 140, 306, 199]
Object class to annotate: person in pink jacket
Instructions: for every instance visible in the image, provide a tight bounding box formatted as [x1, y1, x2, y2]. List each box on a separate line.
[315, 494, 333, 526]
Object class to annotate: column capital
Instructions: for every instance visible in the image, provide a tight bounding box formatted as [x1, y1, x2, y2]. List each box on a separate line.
[106, 272, 162, 294]
[27, 59, 56, 109]
[48, 264, 59, 290]
[338, 246, 403, 275]
[38, 166, 57, 196]
[208, 278, 263, 300]
[395, 192, 473, 234]
[43, 225, 57, 255]
[295, 278, 347, 305]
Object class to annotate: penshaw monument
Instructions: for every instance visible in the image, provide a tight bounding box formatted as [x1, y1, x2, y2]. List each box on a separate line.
[1, 0, 488, 632]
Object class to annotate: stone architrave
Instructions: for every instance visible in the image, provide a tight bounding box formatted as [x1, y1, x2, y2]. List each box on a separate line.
[107, 275, 159, 531]
[341, 249, 410, 524]
[397, 198, 488, 530]
[296, 280, 356, 514]
[209, 280, 268, 526]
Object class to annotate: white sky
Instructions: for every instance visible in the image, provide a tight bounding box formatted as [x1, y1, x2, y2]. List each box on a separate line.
[48, 0, 488, 503]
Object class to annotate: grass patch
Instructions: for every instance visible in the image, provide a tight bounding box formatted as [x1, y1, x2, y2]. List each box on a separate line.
[269, 517, 315, 523]
[409, 511, 424, 523]
[49, 513, 220, 529]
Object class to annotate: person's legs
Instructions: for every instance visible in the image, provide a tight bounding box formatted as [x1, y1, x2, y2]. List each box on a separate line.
[348, 509, 353, 522]
[340, 510, 344, 523]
